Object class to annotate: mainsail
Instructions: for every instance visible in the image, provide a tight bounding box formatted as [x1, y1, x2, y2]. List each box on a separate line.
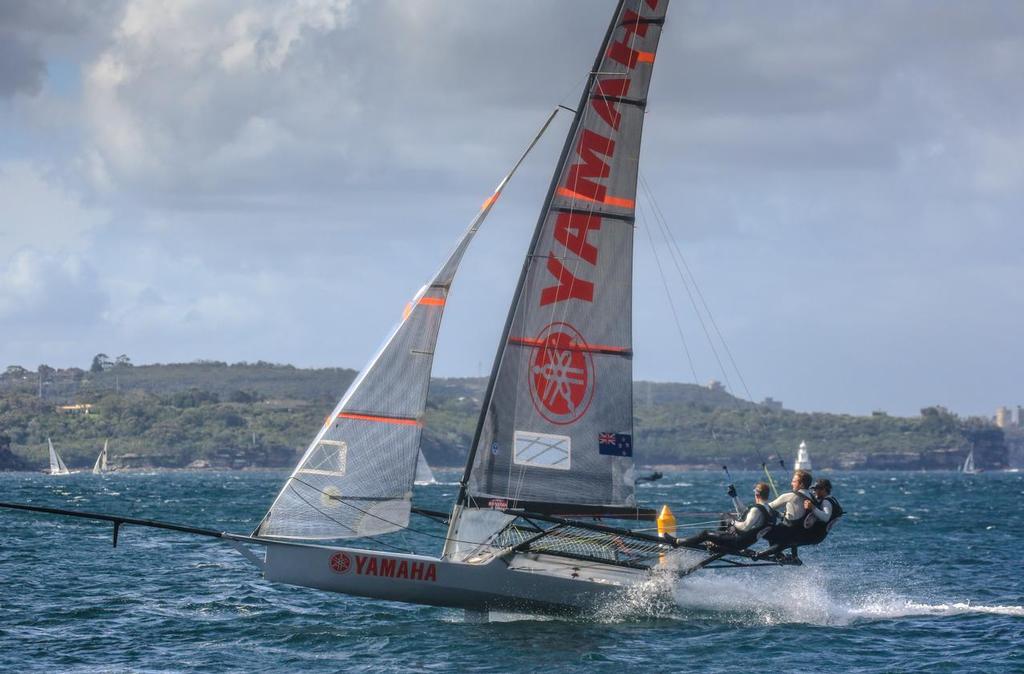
[48, 438, 69, 476]
[256, 111, 558, 540]
[92, 439, 109, 474]
[414, 449, 437, 486]
[456, 0, 668, 518]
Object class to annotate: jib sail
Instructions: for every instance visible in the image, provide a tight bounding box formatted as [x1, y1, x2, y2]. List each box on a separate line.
[459, 0, 668, 516]
[256, 112, 557, 540]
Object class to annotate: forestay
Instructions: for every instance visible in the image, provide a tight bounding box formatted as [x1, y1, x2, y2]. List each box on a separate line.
[256, 112, 558, 540]
[462, 0, 668, 514]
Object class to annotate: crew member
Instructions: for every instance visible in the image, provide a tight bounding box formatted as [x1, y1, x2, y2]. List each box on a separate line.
[797, 478, 843, 546]
[759, 469, 814, 559]
[681, 482, 776, 552]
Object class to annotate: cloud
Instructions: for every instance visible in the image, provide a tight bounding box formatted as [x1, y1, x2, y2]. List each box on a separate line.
[0, 161, 107, 258]
[0, 33, 46, 97]
[0, 1, 123, 98]
[0, 249, 107, 325]
[81, 0, 357, 197]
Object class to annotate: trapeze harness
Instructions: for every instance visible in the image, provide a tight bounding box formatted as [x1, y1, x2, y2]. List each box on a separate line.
[799, 495, 844, 545]
[737, 503, 778, 546]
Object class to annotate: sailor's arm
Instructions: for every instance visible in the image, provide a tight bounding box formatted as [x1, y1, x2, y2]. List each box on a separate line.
[732, 506, 763, 533]
[808, 499, 832, 522]
[768, 493, 793, 510]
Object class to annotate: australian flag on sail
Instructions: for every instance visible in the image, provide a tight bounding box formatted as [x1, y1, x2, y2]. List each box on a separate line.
[599, 432, 632, 457]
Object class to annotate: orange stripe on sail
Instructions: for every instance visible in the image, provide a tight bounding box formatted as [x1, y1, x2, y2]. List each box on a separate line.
[603, 194, 635, 208]
[418, 296, 445, 307]
[636, 51, 655, 64]
[509, 336, 631, 355]
[556, 187, 635, 209]
[337, 412, 420, 426]
[482, 193, 499, 210]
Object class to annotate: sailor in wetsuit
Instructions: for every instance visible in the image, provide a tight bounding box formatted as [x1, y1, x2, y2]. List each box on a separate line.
[680, 482, 776, 552]
[798, 478, 844, 546]
[759, 469, 814, 558]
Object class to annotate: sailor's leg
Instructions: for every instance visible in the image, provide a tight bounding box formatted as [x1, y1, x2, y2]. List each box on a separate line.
[680, 529, 713, 547]
[755, 542, 786, 559]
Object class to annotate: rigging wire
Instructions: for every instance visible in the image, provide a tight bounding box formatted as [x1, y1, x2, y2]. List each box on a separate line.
[637, 173, 788, 493]
[638, 206, 733, 463]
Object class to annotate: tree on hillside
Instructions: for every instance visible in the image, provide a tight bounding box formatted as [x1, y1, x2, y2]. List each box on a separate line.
[90, 353, 112, 373]
[115, 354, 133, 368]
[37, 364, 55, 380]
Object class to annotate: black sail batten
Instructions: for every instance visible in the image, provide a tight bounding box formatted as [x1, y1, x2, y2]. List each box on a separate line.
[551, 205, 636, 223]
[453, 1, 631, 511]
[590, 95, 647, 108]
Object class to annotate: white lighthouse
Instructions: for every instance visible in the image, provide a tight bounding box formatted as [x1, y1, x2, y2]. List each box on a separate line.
[794, 440, 812, 471]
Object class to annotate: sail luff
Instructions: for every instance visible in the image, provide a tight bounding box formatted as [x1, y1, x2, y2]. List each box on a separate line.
[256, 110, 559, 540]
[453, 2, 631, 512]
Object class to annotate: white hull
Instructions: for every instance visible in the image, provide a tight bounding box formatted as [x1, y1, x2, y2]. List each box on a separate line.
[263, 540, 644, 614]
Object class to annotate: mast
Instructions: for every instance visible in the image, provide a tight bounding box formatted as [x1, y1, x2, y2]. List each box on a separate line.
[453, 1, 629, 511]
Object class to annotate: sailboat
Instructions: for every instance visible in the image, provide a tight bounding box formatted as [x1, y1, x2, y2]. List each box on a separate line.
[46, 438, 71, 476]
[92, 439, 110, 475]
[960, 448, 981, 475]
[794, 441, 812, 471]
[414, 449, 438, 486]
[0, 0, 798, 617]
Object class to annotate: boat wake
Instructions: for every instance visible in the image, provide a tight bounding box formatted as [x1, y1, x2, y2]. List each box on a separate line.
[594, 565, 1024, 625]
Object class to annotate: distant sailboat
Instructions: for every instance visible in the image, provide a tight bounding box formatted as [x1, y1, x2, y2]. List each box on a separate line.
[47, 438, 70, 476]
[414, 449, 437, 486]
[961, 448, 981, 475]
[92, 439, 109, 474]
[794, 441, 812, 471]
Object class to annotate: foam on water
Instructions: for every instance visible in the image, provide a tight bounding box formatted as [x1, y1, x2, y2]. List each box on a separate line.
[595, 563, 1024, 626]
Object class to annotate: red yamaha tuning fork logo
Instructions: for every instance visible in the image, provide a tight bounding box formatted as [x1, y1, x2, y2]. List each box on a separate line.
[529, 322, 595, 425]
[329, 552, 352, 574]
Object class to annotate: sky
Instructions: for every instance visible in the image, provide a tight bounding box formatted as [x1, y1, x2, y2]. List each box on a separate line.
[1, 0, 1022, 418]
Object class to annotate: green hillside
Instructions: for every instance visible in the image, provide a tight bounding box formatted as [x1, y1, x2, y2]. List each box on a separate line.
[0, 361, 1006, 471]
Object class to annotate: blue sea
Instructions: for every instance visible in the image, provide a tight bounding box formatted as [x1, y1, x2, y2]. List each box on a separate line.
[1, 469, 1021, 672]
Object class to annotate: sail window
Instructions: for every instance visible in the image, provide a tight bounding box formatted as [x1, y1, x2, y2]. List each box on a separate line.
[513, 431, 571, 470]
[297, 439, 348, 477]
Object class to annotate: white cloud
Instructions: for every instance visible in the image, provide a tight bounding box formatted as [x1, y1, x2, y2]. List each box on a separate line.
[81, 0, 355, 195]
[0, 161, 107, 258]
[0, 249, 107, 324]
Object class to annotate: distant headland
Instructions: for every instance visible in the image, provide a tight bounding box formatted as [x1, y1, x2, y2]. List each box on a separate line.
[0, 357, 1017, 471]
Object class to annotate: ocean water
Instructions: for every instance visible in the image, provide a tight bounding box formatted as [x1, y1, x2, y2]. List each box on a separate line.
[0, 469, 1021, 673]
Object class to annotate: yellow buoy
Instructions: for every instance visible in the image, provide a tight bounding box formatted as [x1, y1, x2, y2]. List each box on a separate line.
[657, 504, 676, 538]
[657, 505, 676, 566]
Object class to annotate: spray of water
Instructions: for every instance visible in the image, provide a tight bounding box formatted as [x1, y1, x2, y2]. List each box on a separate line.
[592, 563, 1024, 625]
